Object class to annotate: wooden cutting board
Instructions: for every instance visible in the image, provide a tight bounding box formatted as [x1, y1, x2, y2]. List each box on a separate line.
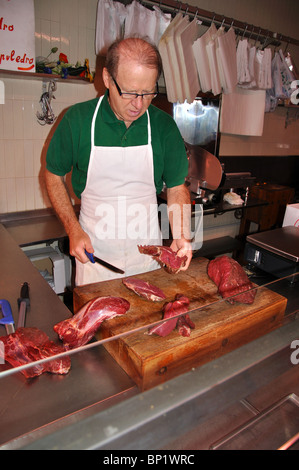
[73, 257, 287, 391]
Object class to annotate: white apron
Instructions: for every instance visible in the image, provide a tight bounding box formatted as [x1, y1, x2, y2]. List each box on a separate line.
[76, 96, 162, 286]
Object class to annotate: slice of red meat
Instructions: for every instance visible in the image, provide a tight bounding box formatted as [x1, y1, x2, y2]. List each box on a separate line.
[148, 294, 191, 337]
[177, 313, 195, 337]
[54, 296, 130, 350]
[207, 255, 256, 304]
[122, 277, 166, 301]
[0, 327, 71, 378]
[138, 245, 188, 274]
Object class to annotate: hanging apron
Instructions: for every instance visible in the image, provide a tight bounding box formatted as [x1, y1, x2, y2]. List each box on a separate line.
[76, 96, 162, 286]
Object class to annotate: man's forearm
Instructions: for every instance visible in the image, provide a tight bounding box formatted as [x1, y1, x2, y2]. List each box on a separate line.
[167, 183, 191, 241]
[45, 169, 79, 236]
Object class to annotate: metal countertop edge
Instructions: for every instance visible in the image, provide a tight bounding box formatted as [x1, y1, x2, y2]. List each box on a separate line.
[11, 317, 299, 451]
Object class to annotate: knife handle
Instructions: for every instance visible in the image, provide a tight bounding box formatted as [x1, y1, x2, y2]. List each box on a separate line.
[0, 299, 14, 324]
[84, 249, 95, 264]
[18, 282, 30, 307]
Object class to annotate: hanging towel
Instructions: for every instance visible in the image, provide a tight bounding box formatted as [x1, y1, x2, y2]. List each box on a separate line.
[159, 13, 190, 103]
[95, 0, 126, 55]
[192, 23, 218, 93]
[206, 26, 224, 96]
[175, 17, 201, 103]
[236, 39, 251, 84]
[217, 27, 238, 93]
[168, 14, 190, 103]
[124, 1, 171, 45]
[220, 87, 266, 136]
[159, 14, 184, 102]
[255, 48, 272, 89]
[278, 49, 295, 98]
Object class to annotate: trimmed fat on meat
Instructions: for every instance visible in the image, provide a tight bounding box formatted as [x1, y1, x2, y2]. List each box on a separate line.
[207, 255, 256, 304]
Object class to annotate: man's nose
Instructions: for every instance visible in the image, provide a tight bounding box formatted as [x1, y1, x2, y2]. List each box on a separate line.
[132, 95, 144, 109]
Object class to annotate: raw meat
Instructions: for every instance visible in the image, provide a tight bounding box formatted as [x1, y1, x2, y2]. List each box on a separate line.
[0, 327, 71, 379]
[149, 294, 193, 337]
[122, 277, 166, 301]
[54, 296, 130, 350]
[177, 313, 195, 337]
[207, 255, 256, 304]
[138, 245, 188, 274]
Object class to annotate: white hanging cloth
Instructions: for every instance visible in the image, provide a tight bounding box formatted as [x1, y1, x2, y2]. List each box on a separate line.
[220, 87, 266, 136]
[192, 23, 218, 93]
[236, 39, 251, 84]
[124, 1, 171, 45]
[217, 27, 238, 94]
[95, 0, 126, 55]
[278, 49, 295, 98]
[159, 13, 186, 103]
[255, 48, 272, 89]
[206, 26, 224, 96]
[174, 17, 201, 103]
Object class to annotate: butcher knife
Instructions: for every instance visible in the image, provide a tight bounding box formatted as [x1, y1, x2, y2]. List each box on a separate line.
[0, 299, 15, 334]
[17, 282, 30, 329]
[85, 250, 124, 274]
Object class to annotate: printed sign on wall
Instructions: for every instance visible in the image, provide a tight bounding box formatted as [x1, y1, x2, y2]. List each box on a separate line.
[0, 0, 35, 72]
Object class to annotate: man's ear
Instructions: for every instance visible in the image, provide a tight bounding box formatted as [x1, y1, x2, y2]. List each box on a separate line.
[102, 67, 110, 89]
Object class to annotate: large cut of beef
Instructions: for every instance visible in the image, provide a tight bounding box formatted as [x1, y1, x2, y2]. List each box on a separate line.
[138, 245, 188, 274]
[207, 255, 256, 304]
[148, 294, 194, 337]
[54, 296, 130, 350]
[122, 277, 166, 301]
[0, 327, 71, 379]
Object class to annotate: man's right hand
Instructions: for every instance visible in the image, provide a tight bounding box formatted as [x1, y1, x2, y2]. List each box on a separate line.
[68, 225, 94, 264]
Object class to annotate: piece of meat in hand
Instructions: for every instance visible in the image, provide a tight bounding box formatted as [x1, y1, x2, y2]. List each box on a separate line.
[207, 255, 256, 304]
[138, 245, 188, 274]
[54, 296, 130, 349]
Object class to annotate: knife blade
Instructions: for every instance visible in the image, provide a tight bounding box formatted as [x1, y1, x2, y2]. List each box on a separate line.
[0, 299, 15, 335]
[17, 282, 30, 329]
[84, 250, 124, 274]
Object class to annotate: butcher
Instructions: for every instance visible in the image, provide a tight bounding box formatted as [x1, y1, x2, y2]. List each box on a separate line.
[45, 37, 192, 285]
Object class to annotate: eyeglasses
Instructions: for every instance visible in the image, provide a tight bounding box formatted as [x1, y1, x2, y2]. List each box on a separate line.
[111, 76, 159, 100]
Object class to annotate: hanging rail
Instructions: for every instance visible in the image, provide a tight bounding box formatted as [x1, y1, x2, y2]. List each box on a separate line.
[142, 0, 299, 48]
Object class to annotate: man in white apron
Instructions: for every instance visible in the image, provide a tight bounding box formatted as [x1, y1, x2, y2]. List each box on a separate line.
[45, 38, 192, 285]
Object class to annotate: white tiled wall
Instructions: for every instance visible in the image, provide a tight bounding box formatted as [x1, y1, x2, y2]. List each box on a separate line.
[0, 0, 98, 214]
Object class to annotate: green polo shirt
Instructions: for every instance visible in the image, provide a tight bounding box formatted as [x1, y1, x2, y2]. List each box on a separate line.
[46, 91, 188, 198]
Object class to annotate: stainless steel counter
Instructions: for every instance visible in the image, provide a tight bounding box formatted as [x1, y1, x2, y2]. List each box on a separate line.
[0, 224, 137, 446]
[0, 219, 298, 450]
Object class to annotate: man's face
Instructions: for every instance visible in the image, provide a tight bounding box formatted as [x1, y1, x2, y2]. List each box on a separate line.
[103, 58, 157, 127]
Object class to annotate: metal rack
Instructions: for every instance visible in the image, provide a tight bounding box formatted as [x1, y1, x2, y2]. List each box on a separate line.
[142, 0, 299, 49]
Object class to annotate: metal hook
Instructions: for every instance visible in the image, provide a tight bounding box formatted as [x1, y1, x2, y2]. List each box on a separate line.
[242, 24, 248, 39]
[184, 3, 189, 16]
[221, 17, 226, 28]
[249, 25, 254, 40]
[255, 28, 262, 46]
[284, 38, 290, 54]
